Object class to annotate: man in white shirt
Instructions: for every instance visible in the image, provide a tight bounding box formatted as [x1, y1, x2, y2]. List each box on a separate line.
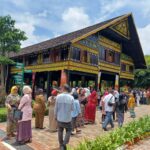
[55, 84, 74, 150]
[102, 90, 115, 131]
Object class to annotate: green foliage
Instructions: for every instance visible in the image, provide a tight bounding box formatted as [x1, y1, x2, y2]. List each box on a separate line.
[134, 55, 150, 88]
[0, 107, 7, 122]
[134, 69, 150, 88]
[0, 15, 27, 88]
[70, 116, 150, 150]
[0, 15, 27, 55]
[0, 56, 15, 64]
[121, 53, 133, 61]
[145, 55, 150, 68]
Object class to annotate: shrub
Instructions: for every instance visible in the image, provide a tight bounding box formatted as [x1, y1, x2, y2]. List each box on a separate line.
[0, 107, 7, 122]
[70, 115, 150, 150]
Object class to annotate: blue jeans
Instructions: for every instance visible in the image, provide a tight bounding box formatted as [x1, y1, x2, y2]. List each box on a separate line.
[102, 112, 114, 129]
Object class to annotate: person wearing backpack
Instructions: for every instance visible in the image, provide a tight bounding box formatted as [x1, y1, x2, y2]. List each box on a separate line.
[116, 90, 128, 127]
[102, 90, 115, 131]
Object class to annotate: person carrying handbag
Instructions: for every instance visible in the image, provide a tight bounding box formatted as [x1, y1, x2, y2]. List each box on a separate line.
[102, 90, 115, 131]
[16, 86, 32, 145]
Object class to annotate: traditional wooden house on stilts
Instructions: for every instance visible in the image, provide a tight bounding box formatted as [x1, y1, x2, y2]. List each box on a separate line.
[9, 13, 146, 96]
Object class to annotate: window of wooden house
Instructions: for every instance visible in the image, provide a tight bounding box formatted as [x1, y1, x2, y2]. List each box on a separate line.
[106, 50, 115, 63]
[28, 55, 38, 65]
[43, 52, 50, 63]
[90, 53, 98, 65]
[72, 47, 81, 61]
[99, 46, 105, 61]
[129, 66, 134, 73]
[121, 63, 126, 72]
[51, 49, 60, 62]
[114, 52, 120, 65]
[83, 50, 88, 63]
[61, 48, 68, 60]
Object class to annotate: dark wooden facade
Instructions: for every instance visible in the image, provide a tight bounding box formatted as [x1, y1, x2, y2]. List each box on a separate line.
[7, 13, 146, 95]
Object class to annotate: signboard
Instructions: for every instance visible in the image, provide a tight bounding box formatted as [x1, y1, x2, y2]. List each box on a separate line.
[24, 70, 32, 73]
[15, 63, 24, 66]
[13, 75, 22, 79]
[15, 63, 24, 69]
[14, 78, 23, 82]
[17, 72, 23, 75]
[15, 80, 22, 84]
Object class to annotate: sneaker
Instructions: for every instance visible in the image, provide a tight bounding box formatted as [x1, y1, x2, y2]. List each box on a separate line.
[103, 128, 108, 131]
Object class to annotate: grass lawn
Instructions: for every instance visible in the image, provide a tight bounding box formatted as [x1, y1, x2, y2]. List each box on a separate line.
[0, 107, 7, 114]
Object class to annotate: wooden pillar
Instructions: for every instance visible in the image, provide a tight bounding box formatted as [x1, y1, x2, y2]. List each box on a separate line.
[81, 76, 85, 87]
[95, 75, 98, 91]
[60, 70, 69, 86]
[97, 72, 101, 91]
[47, 71, 52, 99]
[115, 74, 119, 91]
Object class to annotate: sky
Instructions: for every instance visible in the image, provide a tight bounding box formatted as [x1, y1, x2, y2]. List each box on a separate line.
[0, 0, 150, 55]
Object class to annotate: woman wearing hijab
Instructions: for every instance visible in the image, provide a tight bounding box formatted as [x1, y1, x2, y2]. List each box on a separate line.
[16, 86, 32, 144]
[47, 89, 58, 132]
[33, 89, 46, 129]
[84, 91, 98, 124]
[5, 86, 20, 139]
[128, 93, 136, 118]
[77, 88, 87, 127]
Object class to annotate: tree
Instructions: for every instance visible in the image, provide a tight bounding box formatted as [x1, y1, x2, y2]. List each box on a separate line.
[134, 55, 150, 88]
[145, 55, 150, 68]
[0, 15, 27, 91]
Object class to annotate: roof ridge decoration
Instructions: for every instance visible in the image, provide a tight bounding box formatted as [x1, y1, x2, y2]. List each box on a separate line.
[71, 13, 131, 43]
[110, 19, 130, 39]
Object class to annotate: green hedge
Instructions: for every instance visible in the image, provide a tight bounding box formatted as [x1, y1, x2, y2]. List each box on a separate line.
[70, 116, 150, 150]
[0, 107, 7, 122]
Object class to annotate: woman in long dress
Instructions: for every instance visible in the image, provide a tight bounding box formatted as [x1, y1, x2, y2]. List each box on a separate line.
[84, 91, 97, 124]
[16, 86, 32, 144]
[47, 89, 58, 132]
[5, 86, 20, 139]
[128, 93, 136, 118]
[77, 88, 87, 127]
[34, 89, 46, 129]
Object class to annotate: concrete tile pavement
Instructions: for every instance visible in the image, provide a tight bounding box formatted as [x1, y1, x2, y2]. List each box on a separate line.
[0, 105, 150, 150]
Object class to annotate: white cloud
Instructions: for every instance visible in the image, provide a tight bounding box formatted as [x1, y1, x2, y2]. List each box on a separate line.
[138, 24, 150, 55]
[97, 0, 150, 22]
[96, 0, 128, 22]
[61, 7, 91, 32]
[10, 0, 27, 7]
[15, 14, 49, 48]
[38, 10, 48, 17]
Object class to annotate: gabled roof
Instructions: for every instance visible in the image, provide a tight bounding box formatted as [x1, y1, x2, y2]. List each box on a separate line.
[10, 13, 146, 69]
[10, 14, 129, 58]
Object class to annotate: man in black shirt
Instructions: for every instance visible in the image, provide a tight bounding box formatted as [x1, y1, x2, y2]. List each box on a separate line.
[116, 90, 128, 127]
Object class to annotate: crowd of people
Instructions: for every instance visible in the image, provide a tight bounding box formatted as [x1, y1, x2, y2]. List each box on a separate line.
[3, 84, 150, 150]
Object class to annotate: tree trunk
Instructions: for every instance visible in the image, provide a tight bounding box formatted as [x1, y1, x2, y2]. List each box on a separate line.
[0, 64, 6, 90]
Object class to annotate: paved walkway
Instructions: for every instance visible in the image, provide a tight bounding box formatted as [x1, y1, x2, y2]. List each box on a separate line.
[0, 105, 150, 150]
